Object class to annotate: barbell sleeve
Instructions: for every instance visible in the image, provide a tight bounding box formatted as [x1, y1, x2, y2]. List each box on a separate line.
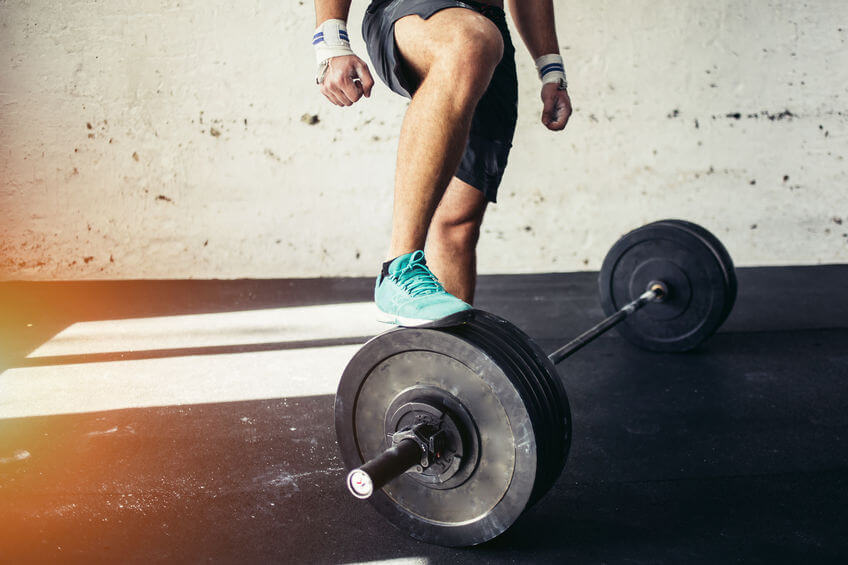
[346, 439, 423, 499]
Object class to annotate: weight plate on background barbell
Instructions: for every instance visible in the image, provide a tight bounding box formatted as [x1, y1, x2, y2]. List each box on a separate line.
[653, 219, 737, 326]
[335, 327, 539, 547]
[598, 220, 735, 352]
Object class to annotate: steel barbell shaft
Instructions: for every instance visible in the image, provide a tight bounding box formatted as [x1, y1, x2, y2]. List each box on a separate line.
[548, 288, 659, 365]
[346, 438, 423, 499]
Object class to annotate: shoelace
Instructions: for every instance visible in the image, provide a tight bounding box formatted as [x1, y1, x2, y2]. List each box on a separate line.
[394, 251, 445, 297]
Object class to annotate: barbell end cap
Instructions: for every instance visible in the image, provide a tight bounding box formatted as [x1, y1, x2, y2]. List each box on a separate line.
[347, 468, 374, 499]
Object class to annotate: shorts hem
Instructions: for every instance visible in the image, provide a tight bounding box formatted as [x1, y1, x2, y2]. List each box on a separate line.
[454, 170, 500, 204]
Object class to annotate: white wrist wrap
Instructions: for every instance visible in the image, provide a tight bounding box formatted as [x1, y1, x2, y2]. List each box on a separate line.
[535, 54, 567, 88]
[313, 19, 355, 64]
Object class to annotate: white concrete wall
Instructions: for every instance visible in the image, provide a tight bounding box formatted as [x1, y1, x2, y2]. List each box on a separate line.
[1, 0, 846, 280]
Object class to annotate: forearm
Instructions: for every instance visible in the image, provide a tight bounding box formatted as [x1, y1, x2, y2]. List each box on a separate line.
[506, 0, 559, 59]
[508, 0, 571, 130]
[315, 0, 352, 25]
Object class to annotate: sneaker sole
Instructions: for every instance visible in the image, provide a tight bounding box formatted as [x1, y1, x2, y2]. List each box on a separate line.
[376, 308, 473, 329]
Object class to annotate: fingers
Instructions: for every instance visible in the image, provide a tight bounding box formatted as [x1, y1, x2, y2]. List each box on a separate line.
[318, 55, 374, 107]
[355, 61, 375, 98]
[339, 74, 364, 105]
[548, 93, 571, 130]
[541, 93, 557, 129]
[321, 82, 354, 107]
[321, 65, 355, 106]
[320, 82, 353, 107]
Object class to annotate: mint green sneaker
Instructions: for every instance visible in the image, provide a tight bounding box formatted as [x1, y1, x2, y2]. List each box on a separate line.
[375, 250, 472, 327]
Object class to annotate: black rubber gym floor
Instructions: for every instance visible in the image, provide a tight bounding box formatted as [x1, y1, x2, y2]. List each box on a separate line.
[1, 265, 846, 564]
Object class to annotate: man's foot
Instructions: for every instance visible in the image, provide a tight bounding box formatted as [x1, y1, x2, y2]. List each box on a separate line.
[375, 250, 472, 327]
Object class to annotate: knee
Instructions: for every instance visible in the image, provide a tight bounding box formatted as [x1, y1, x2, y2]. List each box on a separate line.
[461, 18, 504, 73]
[434, 15, 503, 91]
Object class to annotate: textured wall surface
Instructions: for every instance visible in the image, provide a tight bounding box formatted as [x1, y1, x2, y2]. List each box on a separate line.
[1, 0, 846, 280]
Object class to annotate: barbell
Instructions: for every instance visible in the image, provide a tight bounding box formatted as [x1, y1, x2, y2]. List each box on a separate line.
[334, 219, 737, 546]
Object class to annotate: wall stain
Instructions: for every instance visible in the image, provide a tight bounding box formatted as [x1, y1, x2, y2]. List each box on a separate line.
[711, 109, 796, 121]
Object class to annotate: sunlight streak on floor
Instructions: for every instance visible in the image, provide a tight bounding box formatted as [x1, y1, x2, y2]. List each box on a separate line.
[27, 302, 383, 358]
[0, 302, 396, 418]
[1, 345, 359, 419]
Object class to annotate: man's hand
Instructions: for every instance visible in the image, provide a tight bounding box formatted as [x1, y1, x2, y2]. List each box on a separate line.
[541, 82, 572, 131]
[319, 55, 375, 107]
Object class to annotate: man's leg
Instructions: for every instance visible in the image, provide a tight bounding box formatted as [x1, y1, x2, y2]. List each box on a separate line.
[387, 8, 503, 260]
[426, 176, 488, 304]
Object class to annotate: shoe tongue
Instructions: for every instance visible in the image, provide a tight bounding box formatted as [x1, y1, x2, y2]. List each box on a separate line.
[388, 250, 425, 276]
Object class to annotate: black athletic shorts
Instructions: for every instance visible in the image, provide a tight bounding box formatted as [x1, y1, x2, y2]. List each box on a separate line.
[362, 0, 518, 202]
